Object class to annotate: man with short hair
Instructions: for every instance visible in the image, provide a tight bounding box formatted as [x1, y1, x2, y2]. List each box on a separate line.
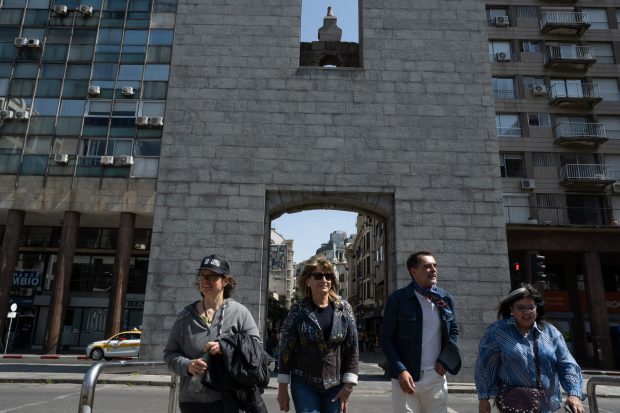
[381, 250, 461, 413]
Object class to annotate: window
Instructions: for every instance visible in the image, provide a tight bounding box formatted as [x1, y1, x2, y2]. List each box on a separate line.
[592, 78, 619, 101]
[599, 116, 620, 140]
[582, 8, 609, 29]
[523, 77, 544, 89]
[59, 100, 86, 116]
[489, 41, 512, 62]
[154, 0, 176, 12]
[527, 113, 551, 127]
[499, 153, 525, 178]
[92, 63, 118, 80]
[47, 28, 72, 44]
[516, 6, 537, 19]
[135, 140, 160, 156]
[118, 64, 144, 80]
[549, 79, 584, 99]
[521, 41, 540, 53]
[13, 64, 39, 79]
[496, 114, 521, 137]
[24, 9, 49, 25]
[559, 153, 596, 167]
[140, 101, 165, 117]
[66, 64, 92, 79]
[492, 78, 516, 99]
[98, 29, 123, 44]
[53, 138, 79, 155]
[87, 101, 112, 116]
[144, 65, 169, 81]
[503, 195, 530, 224]
[124, 30, 148, 45]
[0, 136, 24, 154]
[24, 137, 51, 154]
[112, 101, 137, 117]
[591, 43, 614, 64]
[149, 30, 174, 46]
[486, 8, 509, 26]
[32, 98, 59, 116]
[106, 139, 133, 156]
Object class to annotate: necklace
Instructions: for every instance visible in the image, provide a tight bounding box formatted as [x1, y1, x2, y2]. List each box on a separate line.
[201, 297, 213, 325]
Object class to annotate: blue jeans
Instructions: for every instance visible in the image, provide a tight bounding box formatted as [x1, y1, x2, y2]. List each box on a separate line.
[291, 377, 344, 413]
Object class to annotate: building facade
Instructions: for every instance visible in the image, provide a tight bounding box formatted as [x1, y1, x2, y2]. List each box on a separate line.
[487, 1, 620, 368]
[268, 228, 293, 308]
[315, 230, 353, 299]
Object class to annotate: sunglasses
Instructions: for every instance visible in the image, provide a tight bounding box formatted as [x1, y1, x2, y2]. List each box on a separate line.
[514, 305, 537, 313]
[311, 272, 334, 281]
[199, 274, 223, 282]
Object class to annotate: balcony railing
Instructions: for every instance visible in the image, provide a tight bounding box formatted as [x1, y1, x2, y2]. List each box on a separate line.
[493, 90, 517, 99]
[497, 127, 521, 137]
[607, 130, 620, 140]
[548, 83, 602, 107]
[504, 206, 620, 226]
[543, 46, 596, 70]
[595, 56, 614, 64]
[554, 122, 606, 140]
[540, 12, 590, 35]
[560, 164, 615, 181]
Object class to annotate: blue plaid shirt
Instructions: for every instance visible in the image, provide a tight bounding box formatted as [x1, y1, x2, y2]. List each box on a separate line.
[475, 318, 585, 413]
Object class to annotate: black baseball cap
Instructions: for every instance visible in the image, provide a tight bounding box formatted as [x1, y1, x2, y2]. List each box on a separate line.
[197, 254, 230, 275]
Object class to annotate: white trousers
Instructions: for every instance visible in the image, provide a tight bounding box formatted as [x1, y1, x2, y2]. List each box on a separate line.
[391, 369, 448, 413]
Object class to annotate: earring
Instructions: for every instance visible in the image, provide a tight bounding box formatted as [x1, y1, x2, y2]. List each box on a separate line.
[510, 312, 513, 315]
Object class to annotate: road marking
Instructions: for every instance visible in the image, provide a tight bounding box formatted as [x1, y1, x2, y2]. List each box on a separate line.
[0, 385, 111, 413]
[447, 408, 458, 413]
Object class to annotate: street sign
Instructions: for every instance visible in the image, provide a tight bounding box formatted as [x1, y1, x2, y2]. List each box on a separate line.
[10, 303, 17, 312]
[7, 312, 17, 318]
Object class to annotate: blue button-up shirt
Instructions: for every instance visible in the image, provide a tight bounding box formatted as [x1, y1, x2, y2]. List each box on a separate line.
[475, 318, 585, 413]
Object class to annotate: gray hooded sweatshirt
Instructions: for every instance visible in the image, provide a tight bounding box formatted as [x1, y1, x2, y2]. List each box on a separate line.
[163, 299, 261, 403]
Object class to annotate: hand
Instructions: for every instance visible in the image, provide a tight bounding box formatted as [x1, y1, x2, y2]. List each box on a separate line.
[332, 384, 353, 413]
[277, 383, 290, 412]
[187, 358, 207, 378]
[397, 370, 416, 395]
[434, 362, 447, 376]
[204, 341, 221, 355]
[565, 396, 585, 413]
[479, 399, 491, 413]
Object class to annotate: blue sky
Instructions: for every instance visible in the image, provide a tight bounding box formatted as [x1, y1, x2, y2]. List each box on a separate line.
[301, 0, 359, 42]
[272, 210, 358, 264]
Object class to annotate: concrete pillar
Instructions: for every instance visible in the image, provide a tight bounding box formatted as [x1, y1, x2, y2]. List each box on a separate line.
[582, 251, 615, 368]
[42, 211, 80, 354]
[105, 212, 136, 338]
[0, 209, 26, 337]
[564, 256, 587, 362]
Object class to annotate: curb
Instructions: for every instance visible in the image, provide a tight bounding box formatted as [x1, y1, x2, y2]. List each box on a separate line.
[583, 370, 620, 376]
[1, 355, 136, 361]
[0, 378, 171, 386]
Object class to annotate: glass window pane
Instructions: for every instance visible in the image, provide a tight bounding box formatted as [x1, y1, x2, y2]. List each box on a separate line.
[69, 44, 95, 61]
[62, 80, 88, 98]
[36, 80, 62, 97]
[79, 0, 102, 10]
[144, 65, 169, 81]
[0, 79, 9, 96]
[142, 81, 166, 99]
[85, 139, 106, 156]
[0, 27, 20, 39]
[14, 63, 39, 79]
[53, 137, 79, 155]
[3, 0, 26, 7]
[60, 100, 86, 116]
[98, 28, 123, 44]
[23, 9, 49, 25]
[146, 46, 171, 63]
[43, 44, 68, 60]
[66, 64, 91, 79]
[0, 136, 25, 154]
[125, 18, 148, 28]
[154, 0, 176, 12]
[118, 64, 143, 80]
[113, 101, 137, 116]
[110, 117, 135, 127]
[92, 63, 117, 79]
[56, 117, 83, 135]
[149, 30, 173, 46]
[103, 0, 127, 10]
[128, 0, 150, 11]
[74, 10, 101, 26]
[33, 98, 59, 116]
[72, 29, 97, 45]
[7, 98, 32, 112]
[109, 126, 133, 136]
[0, 9, 23, 25]
[47, 28, 72, 44]
[123, 30, 148, 45]
[88, 101, 112, 116]
[0, 43, 15, 60]
[0, 63, 12, 77]
[135, 139, 160, 156]
[25, 137, 51, 154]
[49, 10, 75, 26]
[29, 116, 55, 134]
[141, 102, 164, 117]
[16, 47, 41, 61]
[9, 79, 36, 96]
[0, 154, 21, 174]
[109, 139, 132, 155]
[41, 63, 65, 79]
[27, 0, 50, 8]
[21, 28, 45, 40]
[20, 155, 48, 175]
[136, 128, 160, 138]
[100, 17, 125, 28]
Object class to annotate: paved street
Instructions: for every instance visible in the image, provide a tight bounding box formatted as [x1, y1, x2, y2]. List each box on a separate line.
[0, 383, 618, 413]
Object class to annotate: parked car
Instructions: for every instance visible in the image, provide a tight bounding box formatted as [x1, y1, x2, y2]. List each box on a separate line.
[86, 331, 141, 361]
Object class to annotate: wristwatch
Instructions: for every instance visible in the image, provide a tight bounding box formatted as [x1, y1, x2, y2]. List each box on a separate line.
[343, 385, 353, 393]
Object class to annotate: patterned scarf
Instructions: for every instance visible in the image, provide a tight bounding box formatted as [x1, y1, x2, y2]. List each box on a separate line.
[412, 280, 452, 315]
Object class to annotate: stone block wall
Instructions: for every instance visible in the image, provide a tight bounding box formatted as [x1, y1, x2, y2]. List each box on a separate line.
[143, 0, 511, 382]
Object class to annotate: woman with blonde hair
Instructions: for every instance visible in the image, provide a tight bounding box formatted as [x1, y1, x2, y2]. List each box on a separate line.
[276, 255, 359, 413]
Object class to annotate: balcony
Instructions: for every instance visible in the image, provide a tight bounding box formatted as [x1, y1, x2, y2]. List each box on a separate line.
[559, 164, 616, 189]
[505, 206, 620, 226]
[543, 46, 596, 70]
[497, 127, 522, 137]
[548, 83, 602, 107]
[540, 12, 590, 35]
[493, 90, 517, 99]
[554, 123, 608, 146]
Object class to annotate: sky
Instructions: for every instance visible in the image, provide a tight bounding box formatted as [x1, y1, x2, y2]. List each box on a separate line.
[272, 210, 358, 264]
[301, 0, 359, 43]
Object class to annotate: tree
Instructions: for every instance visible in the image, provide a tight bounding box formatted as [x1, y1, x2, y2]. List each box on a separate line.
[291, 291, 302, 304]
[268, 299, 289, 327]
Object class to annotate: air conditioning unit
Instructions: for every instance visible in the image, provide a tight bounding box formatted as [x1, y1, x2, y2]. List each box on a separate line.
[53, 5, 68, 15]
[101, 155, 114, 165]
[521, 179, 536, 190]
[150, 117, 164, 127]
[136, 116, 149, 126]
[79, 5, 93, 15]
[496, 52, 510, 62]
[119, 155, 134, 166]
[20, 288, 33, 296]
[0, 110, 14, 120]
[27, 39, 40, 47]
[14, 38, 28, 48]
[612, 182, 620, 195]
[122, 86, 134, 96]
[54, 154, 69, 164]
[134, 243, 147, 250]
[15, 111, 30, 121]
[532, 85, 547, 96]
[494, 16, 509, 27]
[88, 85, 100, 96]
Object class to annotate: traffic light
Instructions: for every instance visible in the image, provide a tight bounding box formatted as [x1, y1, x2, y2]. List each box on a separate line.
[511, 262, 524, 283]
[530, 254, 546, 283]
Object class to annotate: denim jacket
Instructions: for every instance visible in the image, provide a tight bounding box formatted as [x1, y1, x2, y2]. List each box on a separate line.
[277, 296, 359, 389]
[380, 281, 461, 381]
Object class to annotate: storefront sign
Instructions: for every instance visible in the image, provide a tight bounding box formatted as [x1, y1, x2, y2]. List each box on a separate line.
[126, 300, 144, 308]
[579, 291, 620, 314]
[12, 270, 42, 287]
[8, 297, 35, 306]
[544, 291, 570, 312]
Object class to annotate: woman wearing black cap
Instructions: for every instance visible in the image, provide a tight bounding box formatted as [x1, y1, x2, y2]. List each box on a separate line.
[164, 254, 261, 413]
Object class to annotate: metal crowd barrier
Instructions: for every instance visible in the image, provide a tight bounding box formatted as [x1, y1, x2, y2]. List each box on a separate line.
[78, 361, 179, 413]
[586, 376, 620, 413]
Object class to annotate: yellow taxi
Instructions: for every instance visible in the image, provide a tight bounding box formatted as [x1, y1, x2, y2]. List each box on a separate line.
[86, 331, 141, 361]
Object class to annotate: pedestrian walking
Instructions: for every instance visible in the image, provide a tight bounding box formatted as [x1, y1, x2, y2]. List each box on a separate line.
[381, 250, 461, 413]
[475, 284, 585, 413]
[277, 255, 359, 413]
[266, 332, 279, 372]
[358, 331, 365, 353]
[364, 332, 370, 353]
[163, 254, 262, 413]
[367, 333, 375, 353]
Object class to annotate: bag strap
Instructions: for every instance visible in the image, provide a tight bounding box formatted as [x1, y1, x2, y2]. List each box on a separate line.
[533, 329, 551, 410]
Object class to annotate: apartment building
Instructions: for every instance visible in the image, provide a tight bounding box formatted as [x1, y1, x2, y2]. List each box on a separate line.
[268, 228, 294, 308]
[315, 230, 353, 299]
[487, 1, 620, 367]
